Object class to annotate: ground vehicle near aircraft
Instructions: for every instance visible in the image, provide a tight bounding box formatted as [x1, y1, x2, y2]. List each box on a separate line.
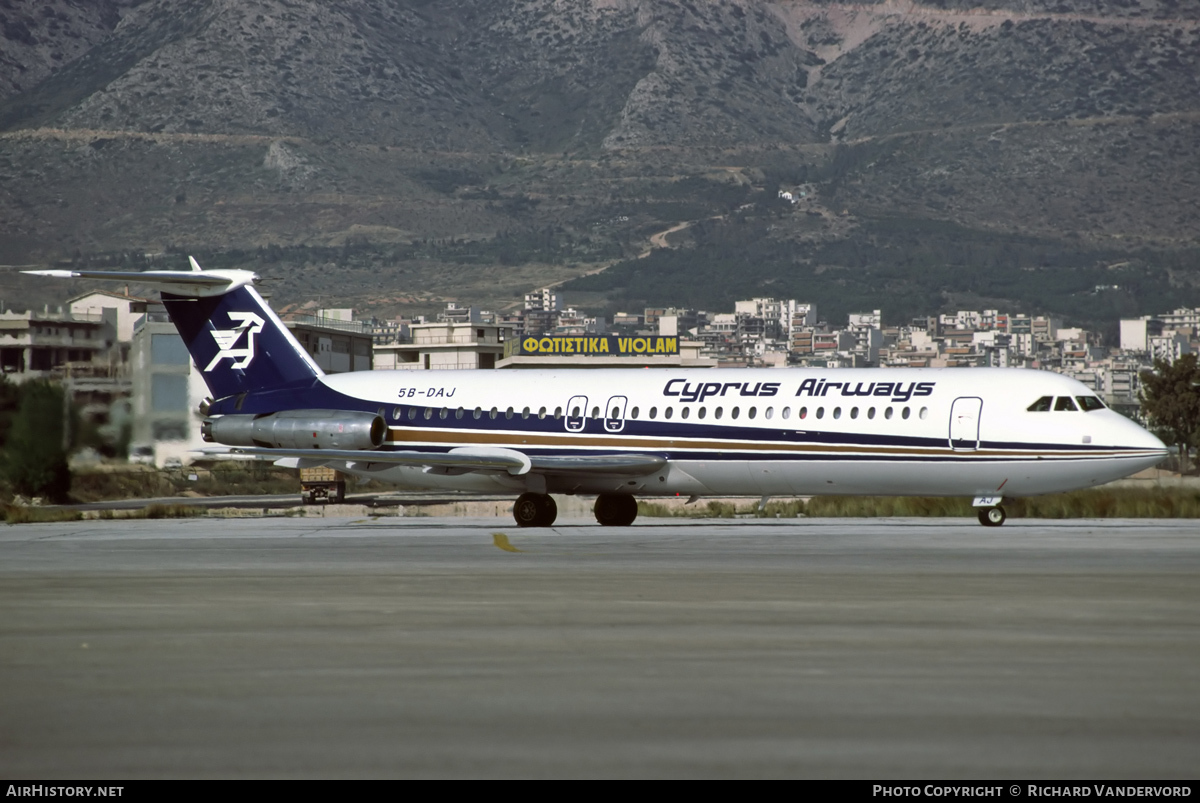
[28, 261, 1168, 527]
[299, 465, 347, 504]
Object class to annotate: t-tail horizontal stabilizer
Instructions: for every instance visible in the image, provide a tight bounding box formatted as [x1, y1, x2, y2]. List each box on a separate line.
[23, 256, 257, 298]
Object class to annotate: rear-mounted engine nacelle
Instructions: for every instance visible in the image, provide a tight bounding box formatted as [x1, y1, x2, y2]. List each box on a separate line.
[202, 409, 386, 450]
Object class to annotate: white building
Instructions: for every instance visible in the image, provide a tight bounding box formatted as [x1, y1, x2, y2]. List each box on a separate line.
[1119, 317, 1161, 353]
[374, 321, 510, 371]
[1148, 332, 1192, 364]
[0, 307, 112, 382]
[67, 290, 148, 345]
[524, 287, 562, 312]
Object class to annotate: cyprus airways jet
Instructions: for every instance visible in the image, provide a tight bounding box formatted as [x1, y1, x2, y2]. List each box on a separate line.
[27, 260, 1167, 527]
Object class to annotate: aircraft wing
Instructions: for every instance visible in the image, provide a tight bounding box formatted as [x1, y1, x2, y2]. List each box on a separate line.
[203, 446, 667, 477]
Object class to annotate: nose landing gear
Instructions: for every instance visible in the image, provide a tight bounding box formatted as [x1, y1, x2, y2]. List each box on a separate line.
[977, 506, 1007, 527]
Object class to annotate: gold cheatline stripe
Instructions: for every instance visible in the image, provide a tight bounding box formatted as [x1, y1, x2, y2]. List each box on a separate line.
[384, 427, 1150, 460]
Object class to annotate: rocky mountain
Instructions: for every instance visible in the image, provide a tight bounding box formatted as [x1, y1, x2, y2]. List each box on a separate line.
[1, 0, 1198, 323]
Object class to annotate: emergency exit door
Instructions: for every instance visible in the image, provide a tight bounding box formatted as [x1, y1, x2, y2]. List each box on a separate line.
[565, 395, 588, 432]
[604, 396, 628, 432]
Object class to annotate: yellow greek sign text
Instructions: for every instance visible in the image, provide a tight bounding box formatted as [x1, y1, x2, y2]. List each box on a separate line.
[519, 335, 678, 356]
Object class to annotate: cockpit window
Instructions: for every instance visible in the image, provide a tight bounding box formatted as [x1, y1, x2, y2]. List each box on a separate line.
[1027, 396, 1053, 412]
[1076, 396, 1106, 412]
[1054, 396, 1078, 412]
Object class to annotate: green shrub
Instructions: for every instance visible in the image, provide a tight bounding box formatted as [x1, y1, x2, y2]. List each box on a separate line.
[4, 382, 70, 502]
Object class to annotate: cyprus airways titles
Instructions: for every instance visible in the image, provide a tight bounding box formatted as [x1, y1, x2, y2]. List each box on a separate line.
[26, 260, 1167, 528]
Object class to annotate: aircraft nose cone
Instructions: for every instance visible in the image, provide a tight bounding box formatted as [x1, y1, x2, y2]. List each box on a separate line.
[1119, 418, 1169, 468]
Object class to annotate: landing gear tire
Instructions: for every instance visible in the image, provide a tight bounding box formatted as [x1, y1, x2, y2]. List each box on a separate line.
[514, 493, 557, 527]
[594, 494, 638, 527]
[978, 506, 1006, 527]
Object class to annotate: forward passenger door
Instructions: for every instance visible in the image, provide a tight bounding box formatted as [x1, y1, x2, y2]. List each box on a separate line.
[949, 397, 983, 451]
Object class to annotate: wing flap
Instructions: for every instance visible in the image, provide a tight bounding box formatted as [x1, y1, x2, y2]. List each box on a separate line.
[529, 454, 667, 475]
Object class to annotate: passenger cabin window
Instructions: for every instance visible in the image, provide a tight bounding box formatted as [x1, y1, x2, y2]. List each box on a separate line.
[1054, 396, 1078, 412]
[1027, 396, 1053, 412]
[1076, 396, 1106, 412]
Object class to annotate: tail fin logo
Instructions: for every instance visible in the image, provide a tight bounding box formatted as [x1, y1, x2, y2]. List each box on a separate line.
[205, 312, 265, 371]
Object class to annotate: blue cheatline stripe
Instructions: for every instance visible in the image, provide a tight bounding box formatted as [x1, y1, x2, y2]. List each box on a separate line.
[369, 443, 1157, 464]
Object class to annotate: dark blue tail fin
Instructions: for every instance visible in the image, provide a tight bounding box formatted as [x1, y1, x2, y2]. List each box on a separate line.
[162, 285, 323, 400]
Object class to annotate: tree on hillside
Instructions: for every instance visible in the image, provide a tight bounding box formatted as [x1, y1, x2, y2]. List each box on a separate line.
[1139, 354, 1200, 474]
[3, 381, 71, 502]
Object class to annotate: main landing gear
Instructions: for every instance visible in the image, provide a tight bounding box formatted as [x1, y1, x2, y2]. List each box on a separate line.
[510, 493, 640, 528]
[594, 493, 638, 527]
[977, 506, 1007, 527]
[513, 492, 557, 527]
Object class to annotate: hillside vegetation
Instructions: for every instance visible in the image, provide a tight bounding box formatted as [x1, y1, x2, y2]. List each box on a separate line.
[1, 0, 1198, 325]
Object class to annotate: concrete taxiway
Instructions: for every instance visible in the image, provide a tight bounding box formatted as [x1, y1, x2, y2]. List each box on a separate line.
[1, 516, 1197, 778]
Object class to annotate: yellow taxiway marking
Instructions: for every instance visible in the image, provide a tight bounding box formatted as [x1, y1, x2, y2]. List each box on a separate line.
[492, 533, 523, 553]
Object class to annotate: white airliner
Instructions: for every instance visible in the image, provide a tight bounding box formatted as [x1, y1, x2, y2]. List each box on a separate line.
[28, 260, 1168, 527]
